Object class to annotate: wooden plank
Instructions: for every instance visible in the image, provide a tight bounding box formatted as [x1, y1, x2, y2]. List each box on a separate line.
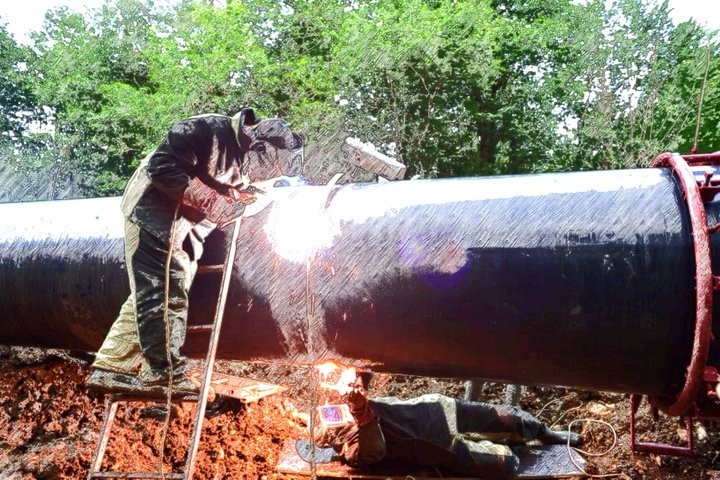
[187, 369, 286, 402]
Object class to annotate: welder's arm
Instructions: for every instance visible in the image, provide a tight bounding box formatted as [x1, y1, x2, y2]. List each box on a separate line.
[240, 175, 306, 217]
[340, 418, 386, 466]
[182, 179, 258, 225]
[340, 379, 386, 465]
[145, 117, 213, 201]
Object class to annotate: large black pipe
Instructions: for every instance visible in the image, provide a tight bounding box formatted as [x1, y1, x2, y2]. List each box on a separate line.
[0, 168, 717, 396]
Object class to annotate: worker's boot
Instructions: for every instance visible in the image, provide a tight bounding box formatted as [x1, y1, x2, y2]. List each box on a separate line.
[538, 426, 581, 446]
[139, 361, 200, 397]
[86, 368, 142, 394]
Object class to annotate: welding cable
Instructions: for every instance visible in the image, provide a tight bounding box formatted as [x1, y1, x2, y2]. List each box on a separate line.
[535, 394, 575, 424]
[549, 405, 584, 428]
[159, 205, 180, 480]
[306, 173, 346, 480]
[306, 259, 318, 480]
[310, 376, 318, 480]
[566, 418, 619, 478]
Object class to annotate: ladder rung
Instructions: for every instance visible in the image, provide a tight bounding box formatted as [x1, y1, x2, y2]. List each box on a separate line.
[110, 394, 200, 403]
[196, 264, 223, 274]
[187, 324, 214, 333]
[89, 472, 185, 479]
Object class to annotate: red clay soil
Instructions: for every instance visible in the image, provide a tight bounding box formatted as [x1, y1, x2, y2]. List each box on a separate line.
[2, 348, 720, 479]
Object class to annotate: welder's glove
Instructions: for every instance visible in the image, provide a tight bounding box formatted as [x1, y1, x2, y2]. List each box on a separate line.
[342, 375, 375, 427]
[239, 175, 300, 217]
[182, 177, 254, 225]
[229, 185, 260, 205]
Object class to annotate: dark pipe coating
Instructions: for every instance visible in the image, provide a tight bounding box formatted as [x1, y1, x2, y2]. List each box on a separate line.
[0, 168, 715, 396]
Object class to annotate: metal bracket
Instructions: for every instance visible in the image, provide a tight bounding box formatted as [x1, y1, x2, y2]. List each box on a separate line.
[630, 394, 695, 457]
[648, 152, 715, 417]
[631, 152, 720, 457]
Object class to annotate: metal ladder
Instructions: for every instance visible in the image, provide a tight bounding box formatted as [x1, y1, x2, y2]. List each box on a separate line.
[87, 219, 242, 480]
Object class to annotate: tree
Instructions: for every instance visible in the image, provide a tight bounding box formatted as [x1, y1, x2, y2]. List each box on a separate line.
[0, 24, 44, 143]
[19, 0, 720, 199]
[640, 23, 720, 157]
[29, 0, 279, 195]
[233, 0, 504, 179]
[0, 23, 58, 201]
[29, 1, 176, 195]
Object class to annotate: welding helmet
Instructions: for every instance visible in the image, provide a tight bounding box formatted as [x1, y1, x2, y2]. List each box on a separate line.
[233, 108, 259, 151]
[242, 117, 304, 182]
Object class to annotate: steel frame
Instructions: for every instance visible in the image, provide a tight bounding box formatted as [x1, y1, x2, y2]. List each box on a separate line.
[631, 151, 720, 456]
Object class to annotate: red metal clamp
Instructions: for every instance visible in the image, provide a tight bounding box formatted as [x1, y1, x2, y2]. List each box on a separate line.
[631, 152, 720, 457]
[648, 152, 716, 417]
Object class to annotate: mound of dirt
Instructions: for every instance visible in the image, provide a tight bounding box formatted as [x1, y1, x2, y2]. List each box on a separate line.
[1, 348, 720, 479]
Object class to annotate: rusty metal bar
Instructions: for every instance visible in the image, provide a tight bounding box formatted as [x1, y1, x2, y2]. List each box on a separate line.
[185, 218, 242, 479]
[630, 394, 695, 457]
[88, 398, 119, 478]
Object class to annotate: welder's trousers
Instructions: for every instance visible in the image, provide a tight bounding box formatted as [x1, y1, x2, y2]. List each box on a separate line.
[93, 218, 213, 374]
[329, 394, 550, 478]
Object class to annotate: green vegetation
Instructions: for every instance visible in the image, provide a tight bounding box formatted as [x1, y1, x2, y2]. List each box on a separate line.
[0, 0, 718, 199]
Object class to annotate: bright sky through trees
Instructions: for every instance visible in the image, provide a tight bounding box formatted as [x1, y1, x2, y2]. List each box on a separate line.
[0, 0, 718, 200]
[0, 0, 718, 44]
[0, 0, 175, 43]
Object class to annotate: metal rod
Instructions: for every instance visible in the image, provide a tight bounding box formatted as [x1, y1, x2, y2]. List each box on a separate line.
[88, 398, 119, 478]
[184, 218, 242, 479]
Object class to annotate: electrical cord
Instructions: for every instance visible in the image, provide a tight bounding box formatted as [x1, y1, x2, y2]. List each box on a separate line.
[159, 205, 180, 480]
[566, 418, 620, 478]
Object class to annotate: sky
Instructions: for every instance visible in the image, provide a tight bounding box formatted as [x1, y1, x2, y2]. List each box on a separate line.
[0, 0, 176, 44]
[0, 0, 718, 44]
[0, 0, 101, 44]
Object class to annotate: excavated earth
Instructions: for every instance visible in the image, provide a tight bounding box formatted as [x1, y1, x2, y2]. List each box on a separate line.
[2, 346, 720, 479]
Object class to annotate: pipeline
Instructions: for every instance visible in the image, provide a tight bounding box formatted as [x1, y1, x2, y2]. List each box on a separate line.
[2, 158, 720, 408]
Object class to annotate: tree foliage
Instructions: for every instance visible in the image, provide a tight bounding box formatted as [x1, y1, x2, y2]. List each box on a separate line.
[0, 24, 43, 142]
[0, 0, 718, 199]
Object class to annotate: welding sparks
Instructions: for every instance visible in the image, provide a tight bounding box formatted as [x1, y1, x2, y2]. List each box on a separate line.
[314, 360, 341, 380]
[264, 187, 340, 264]
[314, 360, 357, 396]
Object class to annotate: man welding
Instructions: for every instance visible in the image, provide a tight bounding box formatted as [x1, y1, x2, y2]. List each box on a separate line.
[87, 108, 304, 395]
[313, 372, 580, 479]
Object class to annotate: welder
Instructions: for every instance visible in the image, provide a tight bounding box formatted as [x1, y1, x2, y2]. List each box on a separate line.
[314, 372, 579, 479]
[87, 108, 304, 395]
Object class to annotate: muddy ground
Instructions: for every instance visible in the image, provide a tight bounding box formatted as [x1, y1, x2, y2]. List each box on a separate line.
[1, 347, 720, 479]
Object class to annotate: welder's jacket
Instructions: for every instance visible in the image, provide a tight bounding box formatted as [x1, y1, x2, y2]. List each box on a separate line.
[121, 114, 246, 242]
[329, 394, 546, 479]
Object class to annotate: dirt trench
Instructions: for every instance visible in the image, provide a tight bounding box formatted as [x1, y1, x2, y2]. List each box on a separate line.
[2, 347, 720, 479]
